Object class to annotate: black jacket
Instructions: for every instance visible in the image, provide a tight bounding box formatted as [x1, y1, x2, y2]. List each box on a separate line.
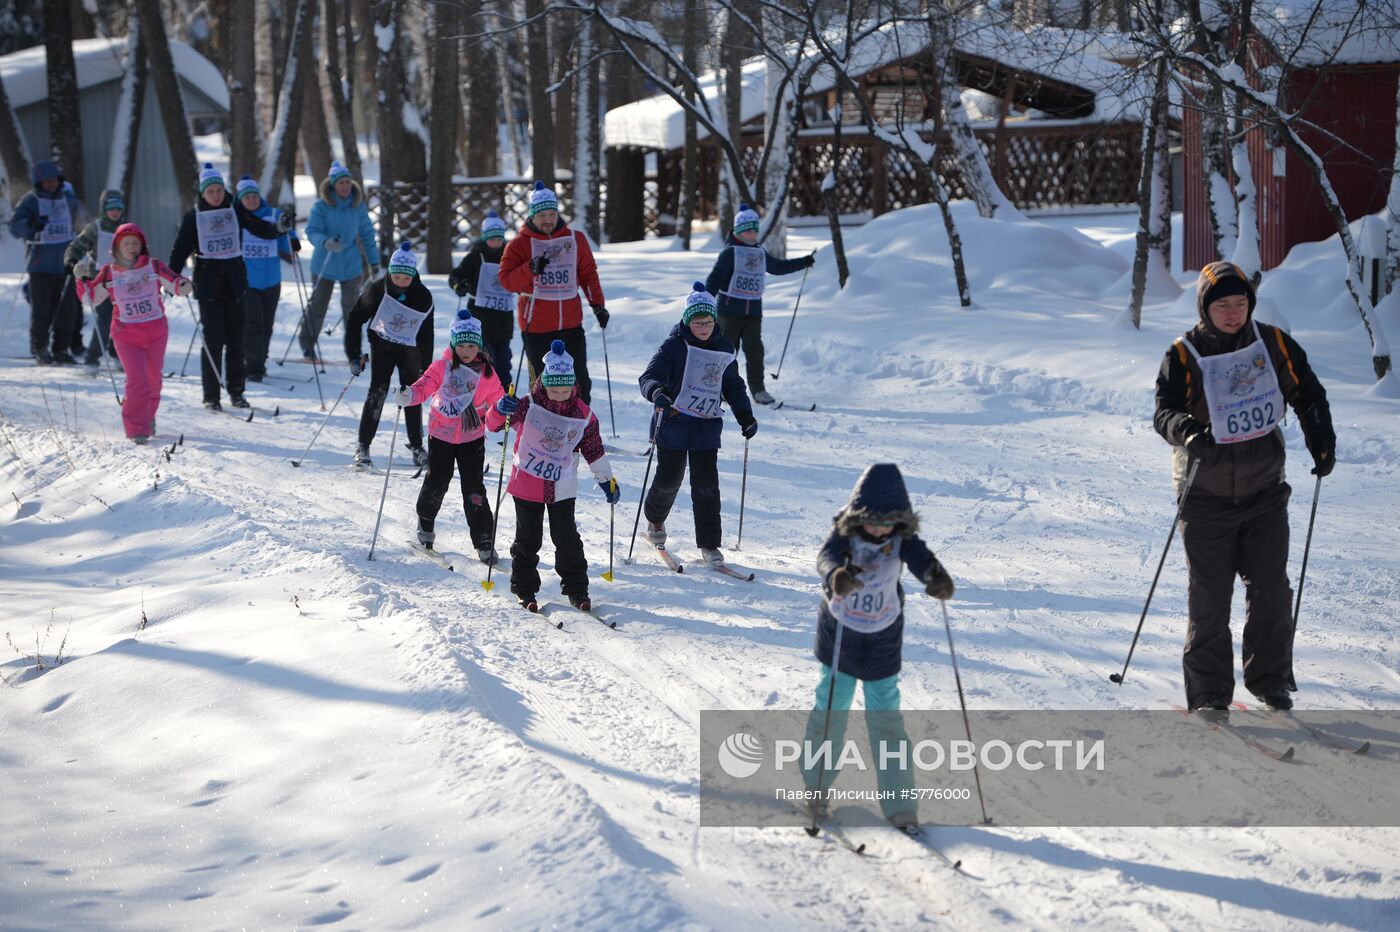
[447, 239, 513, 341]
[344, 273, 435, 361]
[169, 192, 283, 302]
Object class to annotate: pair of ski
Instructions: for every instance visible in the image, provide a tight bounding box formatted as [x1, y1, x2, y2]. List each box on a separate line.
[1172, 702, 1370, 759]
[806, 812, 963, 871]
[207, 400, 280, 423]
[353, 461, 424, 480]
[1229, 701, 1371, 755]
[649, 545, 754, 581]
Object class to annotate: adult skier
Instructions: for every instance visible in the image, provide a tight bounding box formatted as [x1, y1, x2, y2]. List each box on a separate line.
[233, 175, 300, 382]
[303, 160, 380, 359]
[7, 160, 82, 364]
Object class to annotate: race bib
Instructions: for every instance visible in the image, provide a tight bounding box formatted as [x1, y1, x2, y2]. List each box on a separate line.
[515, 403, 588, 484]
[97, 230, 115, 262]
[196, 207, 240, 260]
[474, 261, 515, 312]
[435, 363, 482, 419]
[38, 198, 73, 245]
[110, 265, 162, 324]
[242, 224, 279, 261]
[1182, 323, 1283, 444]
[833, 536, 903, 633]
[369, 291, 430, 346]
[676, 344, 734, 419]
[724, 245, 765, 300]
[531, 236, 579, 302]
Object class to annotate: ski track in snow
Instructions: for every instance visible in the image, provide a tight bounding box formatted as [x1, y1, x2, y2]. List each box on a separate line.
[2, 210, 1399, 929]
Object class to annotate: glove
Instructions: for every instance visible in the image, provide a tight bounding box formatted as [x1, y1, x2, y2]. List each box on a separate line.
[74, 255, 96, 279]
[1182, 424, 1219, 465]
[529, 255, 550, 275]
[652, 391, 673, 408]
[291, 237, 302, 253]
[370, 265, 383, 280]
[1301, 404, 1336, 478]
[924, 564, 955, 601]
[31, 213, 48, 232]
[831, 565, 864, 597]
[323, 237, 345, 253]
[740, 419, 759, 440]
[592, 304, 610, 329]
[176, 278, 194, 297]
[1311, 446, 1335, 478]
[348, 357, 365, 377]
[804, 253, 817, 268]
[496, 394, 520, 416]
[450, 277, 469, 297]
[90, 282, 109, 305]
[392, 386, 413, 407]
[279, 252, 294, 264]
[599, 478, 621, 504]
[276, 212, 294, 234]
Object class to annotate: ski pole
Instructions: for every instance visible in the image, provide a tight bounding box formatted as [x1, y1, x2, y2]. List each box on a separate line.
[82, 279, 123, 405]
[624, 409, 661, 564]
[179, 319, 201, 377]
[770, 262, 810, 381]
[601, 326, 617, 438]
[1293, 474, 1323, 629]
[482, 387, 516, 592]
[290, 254, 326, 408]
[1, 240, 33, 335]
[735, 436, 750, 550]
[602, 484, 616, 582]
[1109, 457, 1201, 685]
[367, 402, 401, 560]
[806, 555, 853, 839]
[941, 598, 991, 824]
[290, 354, 367, 466]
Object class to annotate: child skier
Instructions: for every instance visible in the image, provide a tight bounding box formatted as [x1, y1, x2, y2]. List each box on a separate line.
[234, 175, 300, 382]
[703, 203, 815, 405]
[802, 463, 955, 832]
[447, 210, 516, 380]
[65, 188, 126, 372]
[637, 282, 757, 571]
[393, 309, 506, 564]
[485, 339, 621, 613]
[8, 160, 82, 364]
[87, 223, 193, 443]
[345, 242, 434, 469]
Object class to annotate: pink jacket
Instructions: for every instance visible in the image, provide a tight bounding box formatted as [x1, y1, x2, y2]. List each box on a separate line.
[485, 382, 612, 504]
[408, 348, 506, 445]
[86, 224, 186, 338]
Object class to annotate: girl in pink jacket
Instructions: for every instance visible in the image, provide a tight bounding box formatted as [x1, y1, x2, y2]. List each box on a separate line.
[395, 309, 506, 564]
[87, 223, 191, 443]
[485, 339, 621, 612]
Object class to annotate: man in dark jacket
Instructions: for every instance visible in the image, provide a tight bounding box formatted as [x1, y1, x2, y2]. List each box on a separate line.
[703, 203, 814, 405]
[637, 283, 757, 568]
[169, 164, 291, 410]
[7, 160, 82, 364]
[1154, 260, 1335, 716]
[447, 209, 516, 383]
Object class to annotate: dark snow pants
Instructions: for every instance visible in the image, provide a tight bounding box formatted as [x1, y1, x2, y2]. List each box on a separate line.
[1179, 482, 1295, 709]
[509, 497, 589, 598]
[719, 314, 766, 395]
[28, 272, 72, 357]
[196, 295, 247, 404]
[243, 284, 280, 378]
[644, 446, 722, 549]
[358, 342, 424, 450]
[416, 436, 493, 549]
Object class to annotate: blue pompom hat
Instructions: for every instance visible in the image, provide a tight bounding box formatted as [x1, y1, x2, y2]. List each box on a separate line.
[388, 241, 418, 277]
[682, 281, 717, 324]
[541, 338, 576, 387]
[733, 203, 760, 235]
[481, 209, 507, 240]
[527, 181, 559, 218]
[327, 160, 353, 184]
[235, 174, 260, 199]
[450, 308, 484, 348]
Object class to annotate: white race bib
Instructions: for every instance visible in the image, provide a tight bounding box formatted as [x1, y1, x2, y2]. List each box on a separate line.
[833, 536, 904, 633]
[676, 344, 734, 419]
[196, 207, 240, 260]
[110, 265, 162, 324]
[97, 230, 115, 262]
[369, 291, 429, 346]
[38, 198, 73, 245]
[435, 363, 482, 419]
[242, 221, 279, 261]
[1182, 322, 1283, 444]
[531, 236, 579, 302]
[724, 245, 766, 300]
[515, 403, 588, 484]
[474, 261, 515, 312]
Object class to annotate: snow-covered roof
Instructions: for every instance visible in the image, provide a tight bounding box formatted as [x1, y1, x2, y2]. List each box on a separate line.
[1252, 0, 1400, 66]
[0, 37, 229, 112]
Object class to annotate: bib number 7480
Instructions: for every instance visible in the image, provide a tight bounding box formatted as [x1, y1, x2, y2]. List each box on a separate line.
[522, 450, 564, 482]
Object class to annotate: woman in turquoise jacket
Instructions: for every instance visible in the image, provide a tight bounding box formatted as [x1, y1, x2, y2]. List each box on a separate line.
[302, 160, 380, 360]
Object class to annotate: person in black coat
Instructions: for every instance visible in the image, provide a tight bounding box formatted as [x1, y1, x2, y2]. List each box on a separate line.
[345, 242, 434, 468]
[168, 164, 290, 409]
[447, 210, 517, 384]
[637, 283, 757, 567]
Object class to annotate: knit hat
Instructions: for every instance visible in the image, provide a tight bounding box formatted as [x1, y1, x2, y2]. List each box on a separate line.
[387, 241, 418, 277]
[528, 181, 559, 217]
[102, 192, 125, 212]
[1196, 260, 1256, 321]
[682, 281, 717, 324]
[450, 308, 484, 348]
[481, 209, 507, 241]
[235, 175, 260, 199]
[327, 160, 353, 185]
[198, 163, 224, 193]
[541, 338, 575, 387]
[733, 203, 760, 235]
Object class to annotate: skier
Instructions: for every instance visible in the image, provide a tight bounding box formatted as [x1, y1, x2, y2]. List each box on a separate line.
[169, 163, 293, 411]
[7, 160, 82, 364]
[64, 188, 127, 372]
[87, 223, 193, 443]
[636, 282, 757, 570]
[704, 203, 815, 405]
[1154, 260, 1335, 716]
[344, 242, 434, 469]
[234, 175, 300, 382]
[303, 159, 380, 358]
[803, 462, 956, 832]
[393, 309, 506, 564]
[498, 181, 608, 403]
[447, 209, 516, 383]
[485, 339, 621, 613]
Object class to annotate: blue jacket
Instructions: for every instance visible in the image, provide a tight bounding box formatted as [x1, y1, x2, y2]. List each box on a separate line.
[638, 322, 755, 451]
[703, 234, 809, 318]
[242, 199, 299, 290]
[305, 177, 380, 282]
[7, 161, 82, 275]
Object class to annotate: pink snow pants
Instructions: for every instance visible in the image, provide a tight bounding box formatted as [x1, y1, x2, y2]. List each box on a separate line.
[112, 316, 169, 438]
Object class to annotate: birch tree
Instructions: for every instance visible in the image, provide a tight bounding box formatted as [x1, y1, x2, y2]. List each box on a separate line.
[426, 0, 461, 272]
[570, 16, 602, 243]
[136, 0, 198, 197]
[323, 0, 363, 179]
[374, 0, 407, 250]
[106, 18, 147, 198]
[260, 0, 313, 205]
[0, 71, 30, 201]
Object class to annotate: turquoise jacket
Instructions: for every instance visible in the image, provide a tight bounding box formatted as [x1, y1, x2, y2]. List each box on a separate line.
[305, 177, 380, 282]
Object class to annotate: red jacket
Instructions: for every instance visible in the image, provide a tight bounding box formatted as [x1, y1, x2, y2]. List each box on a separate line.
[498, 220, 604, 334]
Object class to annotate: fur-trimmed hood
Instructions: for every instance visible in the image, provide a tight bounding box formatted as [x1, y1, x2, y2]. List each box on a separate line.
[833, 463, 920, 538]
[318, 176, 364, 206]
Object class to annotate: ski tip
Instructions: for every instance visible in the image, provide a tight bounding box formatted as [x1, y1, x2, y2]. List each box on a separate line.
[291, 460, 302, 467]
[272, 405, 281, 417]
[856, 842, 867, 854]
[1357, 741, 1372, 755]
[1280, 746, 1296, 762]
[1108, 673, 1124, 684]
[554, 620, 564, 629]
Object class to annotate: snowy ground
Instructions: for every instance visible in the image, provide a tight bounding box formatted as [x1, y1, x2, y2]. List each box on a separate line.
[2, 206, 1398, 929]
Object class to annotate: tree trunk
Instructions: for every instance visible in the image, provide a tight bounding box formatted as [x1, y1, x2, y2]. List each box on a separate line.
[1149, 95, 1172, 273]
[255, 0, 279, 136]
[44, 0, 84, 200]
[298, 6, 334, 185]
[1128, 54, 1169, 329]
[323, 0, 362, 179]
[426, 0, 461, 272]
[260, 0, 313, 205]
[553, 16, 573, 174]
[463, 0, 499, 177]
[229, 0, 259, 178]
[761, 31, 792, 258]
[524, 0, 555, 183]
[350, 0, 374, 136]
[137, 0, 198, 199]
[571, 17, 601, 244]
[1384, 59, 1399, 292]
[106, 17, 147, 198]
[720, 4, 748, 234]
[497, 34, 525, 176]
[1201, 89, 1237, 261]
[677, 0, 699, 249]
[375, 0, 406, 251]
[824, 108, 850, 288]
[0, 72, 32, 202]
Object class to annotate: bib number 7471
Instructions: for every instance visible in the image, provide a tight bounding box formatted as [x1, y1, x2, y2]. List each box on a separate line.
[687, 395, 722, 417]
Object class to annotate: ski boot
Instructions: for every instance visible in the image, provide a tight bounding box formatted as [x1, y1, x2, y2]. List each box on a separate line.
[644, 521, 666, 547]
[1192, 701, 1230, 725]
[409, 444, 429, 468]
[51, 350, 77, 365]
[700, 548, 726, 569]
[203, 399, 223, 412]
[518, 594, 540, 613]
[889, 810, 920, 835]
[229, 393, 251, 409]
[1258, 692, 1293, 711]
[416, 519, 435, 549]
[131, 435, 150, 446]
[476, 548, 499, 567]
[353, 443, 374, 469]
[752, 389, 775, 405]
[568, 593, 592, 613]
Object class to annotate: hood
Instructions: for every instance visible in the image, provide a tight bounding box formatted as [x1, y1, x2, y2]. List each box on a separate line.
[1195, 260, 1256, 326]
[31, 160, 63, 186]
[111, 222, 149, 258]
[834, 463, 920, 538]
[98, 188, 126, 221]
[318, 176, 363, 206]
